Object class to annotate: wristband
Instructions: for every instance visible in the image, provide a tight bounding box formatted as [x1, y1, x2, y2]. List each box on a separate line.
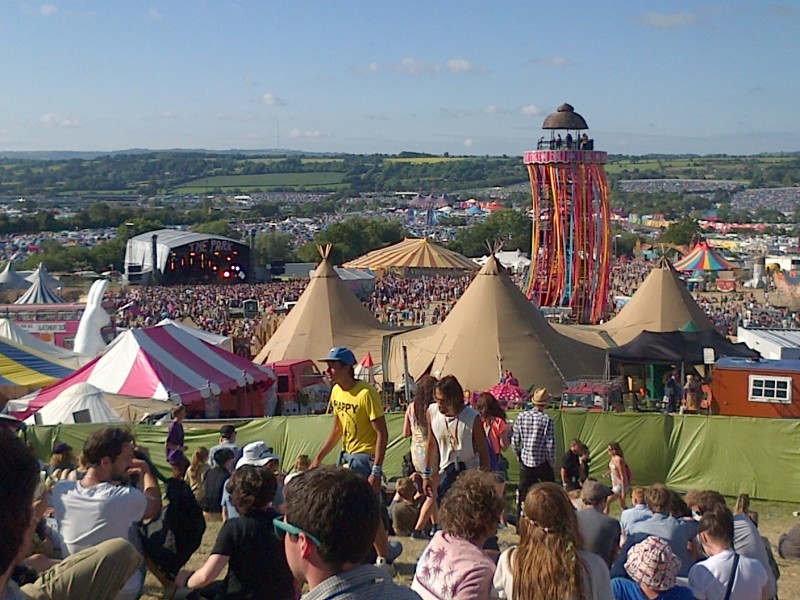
[422, 467, 432, 478]
[370, 465, 383, 477]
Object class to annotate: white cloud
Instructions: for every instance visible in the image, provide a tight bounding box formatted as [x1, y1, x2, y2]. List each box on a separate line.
[39, 4, 58, 16]
[463, 138, 474, 147]
[351, 62, 379, 74]
[261, 92, 285, 106]
[483, 104, 506, 115]
[392, 57, 440, 75]
[520, 104, 541, 117]
[288, 128, 322, 139]
[147, 7, 163, 21]
[40, 113, 80, 127]
[634, 12, 700, 28]
[446, 58, 487, 74]
[534, 56, 572, 68]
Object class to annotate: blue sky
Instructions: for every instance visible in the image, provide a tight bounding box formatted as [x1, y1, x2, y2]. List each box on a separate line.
[1, 1, 798, 156]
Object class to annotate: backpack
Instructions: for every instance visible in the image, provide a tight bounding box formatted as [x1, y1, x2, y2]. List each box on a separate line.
[140, 478, 206, 579]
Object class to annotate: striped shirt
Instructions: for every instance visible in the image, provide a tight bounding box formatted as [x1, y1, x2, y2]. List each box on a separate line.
[512, 407, 555, 468]
[303, 565, 420, 599]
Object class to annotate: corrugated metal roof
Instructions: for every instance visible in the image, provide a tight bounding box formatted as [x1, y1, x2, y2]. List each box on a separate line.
[740, 328, 800, 348]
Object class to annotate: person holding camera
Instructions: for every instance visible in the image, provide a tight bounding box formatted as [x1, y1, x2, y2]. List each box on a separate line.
[50, 427, 162, 600]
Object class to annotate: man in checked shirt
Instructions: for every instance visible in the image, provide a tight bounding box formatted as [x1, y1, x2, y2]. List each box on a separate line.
[512, 387, 556, 515]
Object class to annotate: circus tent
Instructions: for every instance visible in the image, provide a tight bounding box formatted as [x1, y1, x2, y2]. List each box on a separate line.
[156, 318, 233, 352]
[343, 237, 478, 271]
[24, 262, 61, 289]
[6, 323, 276, 420]
[15, 265, 65, 304]
[554, 256, 715, 347]
[9, 382, 123, 425]
[0, 319, 90, 368]
[0, 337, 75, 403]
[254, 246, 396, 370]
[385, 254, 606, 393]
[0, 262, 29, 291]
[672, 240, 736, 272]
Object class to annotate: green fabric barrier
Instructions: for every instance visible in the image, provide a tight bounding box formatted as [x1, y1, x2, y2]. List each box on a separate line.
[25, 412, 800, 503]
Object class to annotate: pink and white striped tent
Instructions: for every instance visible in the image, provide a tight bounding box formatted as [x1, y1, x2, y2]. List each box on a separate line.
[9, 323, 275, 420]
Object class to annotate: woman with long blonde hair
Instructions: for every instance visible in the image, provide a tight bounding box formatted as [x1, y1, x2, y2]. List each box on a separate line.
[186, 446, 210, 502]
[493, 482, 613, 600]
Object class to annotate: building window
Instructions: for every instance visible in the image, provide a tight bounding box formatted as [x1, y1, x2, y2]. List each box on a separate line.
[748, 375, 792, 404]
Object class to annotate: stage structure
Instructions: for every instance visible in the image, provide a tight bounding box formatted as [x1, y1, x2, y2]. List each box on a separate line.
[124, 229, 250, 285]
[523, 104, 610, 324]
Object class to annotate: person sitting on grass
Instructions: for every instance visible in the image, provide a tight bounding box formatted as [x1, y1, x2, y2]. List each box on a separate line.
[278, 466, 418, 599]
[493, 481, 613, 600]
[412, 470, 503, 600]
[612, 535, 695, 600]
[390, 477, 422, 537]
[174, 465, 295, 600]
[0, 428, 141, 600]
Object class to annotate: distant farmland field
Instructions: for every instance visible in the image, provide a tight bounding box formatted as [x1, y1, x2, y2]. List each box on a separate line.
[173, 172, 344, 192]
[386, 157, 467, 164]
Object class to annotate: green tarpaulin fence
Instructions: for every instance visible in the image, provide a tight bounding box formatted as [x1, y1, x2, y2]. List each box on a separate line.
[25, 411, 800, 503]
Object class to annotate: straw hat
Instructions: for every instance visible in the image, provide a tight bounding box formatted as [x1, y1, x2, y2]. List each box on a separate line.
[625, 536, 681, 592]
[532, 387, 551, 406]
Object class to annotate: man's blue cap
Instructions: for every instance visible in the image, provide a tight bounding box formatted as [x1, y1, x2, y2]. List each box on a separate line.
[319, 347, 357, 366]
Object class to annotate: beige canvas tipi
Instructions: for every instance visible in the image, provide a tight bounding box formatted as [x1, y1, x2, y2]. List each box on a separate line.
[254, 246, 395, 368]
[386, 253, 605, 393]
[594, 256, 714, 345]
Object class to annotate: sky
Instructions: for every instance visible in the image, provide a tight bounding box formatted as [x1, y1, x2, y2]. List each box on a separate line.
[1, 1, 798, 157]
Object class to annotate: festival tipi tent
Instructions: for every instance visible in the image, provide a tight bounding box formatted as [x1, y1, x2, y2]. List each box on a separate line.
[0, 319, 90, 368]
[387, 254, 606, 392]
[255, 246, 395, 369]
[557, 256, 715, 347]
[343, 237, 478, 271]
[15, 265, 65, 304]
[7, 323, 275, 419]
[0, 262, 29, 291]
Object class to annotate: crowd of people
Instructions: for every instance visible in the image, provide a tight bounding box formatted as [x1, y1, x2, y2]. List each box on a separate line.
[0, 348, 798, 600]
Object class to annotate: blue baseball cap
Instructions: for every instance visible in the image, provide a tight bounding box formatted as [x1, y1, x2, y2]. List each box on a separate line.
[320, 347, 357, 366]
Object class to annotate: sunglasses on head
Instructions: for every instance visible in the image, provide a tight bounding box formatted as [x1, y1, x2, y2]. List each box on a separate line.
[273, 516, 321, 547]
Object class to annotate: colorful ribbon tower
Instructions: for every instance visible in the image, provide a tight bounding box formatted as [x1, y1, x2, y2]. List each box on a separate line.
[523, 105, 611, 324]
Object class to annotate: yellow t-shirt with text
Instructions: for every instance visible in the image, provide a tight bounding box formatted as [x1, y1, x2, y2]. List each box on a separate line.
[330, 380, 384, 455]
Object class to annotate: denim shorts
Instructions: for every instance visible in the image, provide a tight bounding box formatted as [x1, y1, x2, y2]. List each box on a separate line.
[340, 452, 374, 478]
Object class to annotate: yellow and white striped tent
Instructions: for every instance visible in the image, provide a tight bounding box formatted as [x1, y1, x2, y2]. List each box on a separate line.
[344, 238, 478, 271]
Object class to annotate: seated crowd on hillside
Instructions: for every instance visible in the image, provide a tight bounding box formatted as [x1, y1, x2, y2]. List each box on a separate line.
[0, 403, 791, 600]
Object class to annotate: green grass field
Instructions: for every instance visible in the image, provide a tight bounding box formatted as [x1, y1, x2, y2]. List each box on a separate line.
[173, 172, 345, 193]
[385, 156, 468, 164]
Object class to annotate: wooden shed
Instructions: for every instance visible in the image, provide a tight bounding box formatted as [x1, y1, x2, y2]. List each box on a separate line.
[711, 357, 800, 418]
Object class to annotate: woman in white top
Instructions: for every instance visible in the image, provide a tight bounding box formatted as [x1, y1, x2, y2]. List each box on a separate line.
[422, 375, 490, 504]
[402, 375, 439, 537]
[492, 482, 613, 600]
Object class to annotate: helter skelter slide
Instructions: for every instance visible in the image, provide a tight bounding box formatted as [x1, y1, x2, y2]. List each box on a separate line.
[523, 104, 611, 324]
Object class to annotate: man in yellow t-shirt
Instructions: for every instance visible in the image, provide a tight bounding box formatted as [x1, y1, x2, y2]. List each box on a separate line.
[311, 347, 396, 572]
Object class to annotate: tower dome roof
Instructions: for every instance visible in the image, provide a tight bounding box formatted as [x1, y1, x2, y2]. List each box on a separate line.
[542, 103, 588, 130]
